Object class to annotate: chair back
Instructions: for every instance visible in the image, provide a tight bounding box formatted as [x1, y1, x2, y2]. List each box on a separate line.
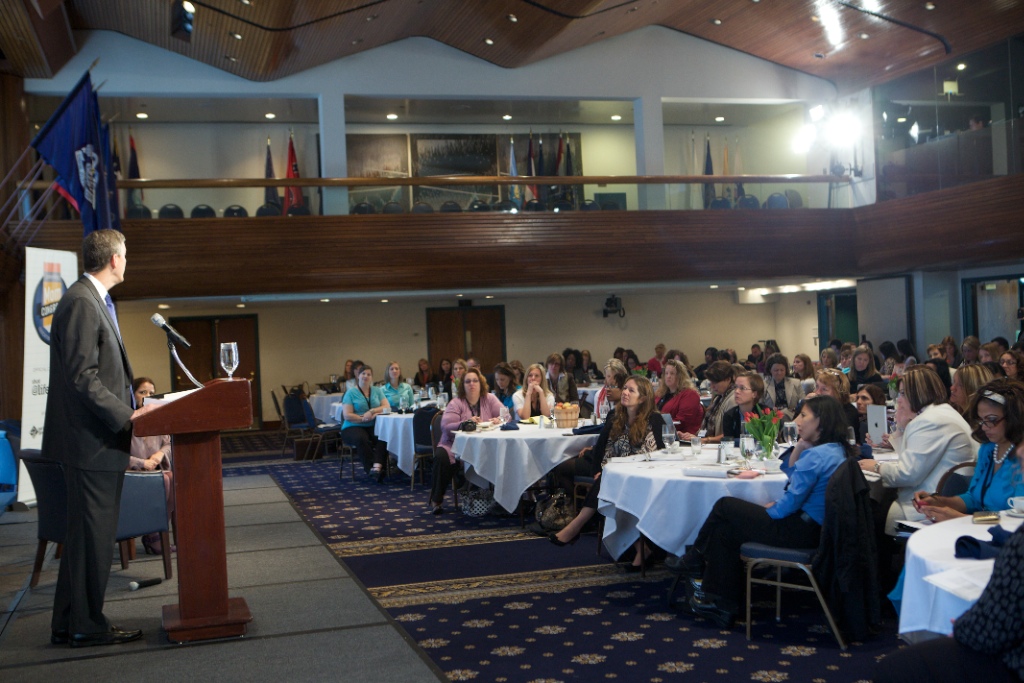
[764, 192, 790, 209]
[524, 199, 545, 211]
[736, 194, 760, 209]
[116, 472, 168, 540]
[413, 406, 440, 453]
[412, 201, 434, 213]
[784, 189, 804, 208]
[468, 200, 490, 212]
[382, 201, 404, 214]
[493, 200, 515, 212]
[429, 411, 444, 449]
[0, 432, 17, 511]
[599, 200, 621, 210]
[440, 200, 462, 212]
[937, 461, 976, 497]
[300, 397, 321, 427]
[126, 204, 152, 219]
[287, 205, 311, 216]
[580, 199, 601, 211]
[158, 204, 185, 219]
[256, 203, 282, 216]
[709, 197, 732, 209]
[190, 204, 216, 218]
[351, 201, 375, 214]
[271, 389, 284, 423]
[20, 452, 67, 543]
[552, 200, 574, 212]
[283, 393, 310, 429]
[224, 204, 249, 217]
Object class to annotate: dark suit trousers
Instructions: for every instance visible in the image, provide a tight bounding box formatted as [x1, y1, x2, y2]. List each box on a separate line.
[52, 467, 125, 634]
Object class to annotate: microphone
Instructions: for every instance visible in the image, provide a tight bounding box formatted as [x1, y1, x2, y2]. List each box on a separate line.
[151, 313, 191, 348]
[128, 577, 162, 591]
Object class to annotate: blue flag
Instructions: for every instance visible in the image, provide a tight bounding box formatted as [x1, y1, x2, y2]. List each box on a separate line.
[508, 138, 521, 208]
[702, 136, 715, 210]
[30, 71, 118, 234]
[127, 133, 143, 208]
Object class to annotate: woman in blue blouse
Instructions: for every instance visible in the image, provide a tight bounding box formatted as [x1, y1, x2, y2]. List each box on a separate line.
[674, 396, 851, 628]
[491, 362, 518, 411]
[915, 378, 1024, 521]
[341, 364, 391, 482]
[381, 361, 414, 411]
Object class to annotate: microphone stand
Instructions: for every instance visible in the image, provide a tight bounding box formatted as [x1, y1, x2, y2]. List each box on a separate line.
[169, 339, 205, 390]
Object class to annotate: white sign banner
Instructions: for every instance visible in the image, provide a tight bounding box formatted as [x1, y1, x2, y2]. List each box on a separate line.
[20, 246, 78, 504]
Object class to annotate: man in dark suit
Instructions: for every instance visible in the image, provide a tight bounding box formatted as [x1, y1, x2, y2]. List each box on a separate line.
[44, 229, 155, 648]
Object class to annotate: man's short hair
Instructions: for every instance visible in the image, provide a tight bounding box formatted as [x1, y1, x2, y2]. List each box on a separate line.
[83, 229, 125, 273]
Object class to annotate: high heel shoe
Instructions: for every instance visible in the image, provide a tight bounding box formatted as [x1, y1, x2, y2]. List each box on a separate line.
[141, 533, 162, 556]
[548, 531, 580, 547]
[624, 555, 655, 573]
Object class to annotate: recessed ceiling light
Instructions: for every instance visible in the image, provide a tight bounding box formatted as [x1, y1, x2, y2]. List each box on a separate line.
[456, 294, 464, 298]
[158, 303, 171, 309]
[507, 13, 517, 22]
[611, 114, 622, 121]
[715, 116, 725, 122]
[236, 303, 246, 308]
[925, 2, 935, 9]
[239, 0, 250, 5]
[320, 298, 330, 303]
[182, 1, 195, 12]
[711, 18, 722, 25]
[381, 299, 389, 303]
[502, 114, 512, 120]
[224, 55, 238, 62]
[957, 63, 966, 71]
[485, 295, 494, 299]
[811, 15, 820, 22]
[738, 287, 746, 291]
[365, 14, 377, 22]
[136, 112, 148, 119]
[860, 33, 870, 39]
[484, 38, 494, 45]
[386, 113, 398, 120]
[230, 32, 242, 40]
[265, 113, 275, 119]
[897, 117, 907, 123]
[710, 284, 719, 289]
[351, 39, 363, 45]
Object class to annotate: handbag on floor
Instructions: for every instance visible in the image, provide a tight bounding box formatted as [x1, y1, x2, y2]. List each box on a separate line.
[460, 486, 495, 517]
[535, 489, 574, 532]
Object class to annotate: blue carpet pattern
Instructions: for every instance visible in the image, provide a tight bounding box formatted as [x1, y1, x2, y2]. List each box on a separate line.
[225, 460, 899, 682]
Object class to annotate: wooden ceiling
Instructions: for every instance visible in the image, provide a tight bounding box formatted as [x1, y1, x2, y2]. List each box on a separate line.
[2, 1, 1024, 92]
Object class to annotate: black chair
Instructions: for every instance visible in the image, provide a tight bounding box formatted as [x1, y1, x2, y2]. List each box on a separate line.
[784, 189, 804, 208]
[256, 202, 282, 216]
[190, 204, 216, 218]
[580, 199, 601, 211]
[382, 201, 404, 214]
[937, 461, 976, 496]
[524, 199, 545, 212]
[158, 204, 185, 219]
[552, 200, 574, 212]
[411, 405, 439, 490]
[116, 472, 173, 580]
[351, 202, 375, 214]
[709, 197, 732, 209]
[736, 194, 760, 209]
[287, 205, 311, 216]
[411, 202, 434, 213]
[764, 192, 790, 209]
[599, 200, 621, 210]
[125, 204, 152, 219]
[492, 200, 516, 212]
[468, 200, 490, 211]
[20, 452, 65, 588]
[439, 200, 462, 212]
[224, 204, 249, 217]
[281, 393, 314, 457]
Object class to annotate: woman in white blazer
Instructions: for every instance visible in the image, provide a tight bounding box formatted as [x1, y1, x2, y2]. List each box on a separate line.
[761, 353, 804, 420]
[860, 365, 977, 534]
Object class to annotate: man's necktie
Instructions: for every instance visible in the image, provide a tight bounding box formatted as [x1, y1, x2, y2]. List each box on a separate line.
[104, 293, 121, 339]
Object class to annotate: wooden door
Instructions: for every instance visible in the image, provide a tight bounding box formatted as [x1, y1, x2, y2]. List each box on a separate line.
[169, 315, 262, 428]
[427, 306, 506, 372]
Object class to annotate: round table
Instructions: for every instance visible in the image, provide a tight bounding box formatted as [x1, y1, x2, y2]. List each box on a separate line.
[597, 447, 789, 559]
[900, 512, 1023, 638]
[309, 392, 344, 422]
[451, 423, 599, 513]
[373, 413, 416, 475]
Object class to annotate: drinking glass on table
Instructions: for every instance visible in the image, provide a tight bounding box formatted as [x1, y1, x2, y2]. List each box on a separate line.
[690, 436, 702, 454]
[783, 422, 798, 446]
[499, 406, 511, 424]
[662, 424, 677, 451]
[220, 342, 239, 379]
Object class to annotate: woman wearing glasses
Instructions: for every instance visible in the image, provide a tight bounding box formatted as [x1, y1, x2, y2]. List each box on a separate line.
[999, 349, 1023, 380]
[721, 371, 767, 442]
[858, 365, 977, 533]
[914, 378, 1024, 522]
[681, 360, 735, 445]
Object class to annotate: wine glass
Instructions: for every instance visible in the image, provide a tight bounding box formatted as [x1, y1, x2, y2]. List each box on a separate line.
[662, 424, 677, 452]
[783, 422, 798, 446]
[220, 342, 239, 379]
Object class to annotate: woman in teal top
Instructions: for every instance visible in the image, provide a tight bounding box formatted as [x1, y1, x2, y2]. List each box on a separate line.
[381, 361, 415, 411]
[341, 365, 391, 482]
[915, 379, 1024, 521]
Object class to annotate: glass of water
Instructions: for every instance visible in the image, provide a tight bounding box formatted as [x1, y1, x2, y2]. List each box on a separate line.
[783, 422, 798, 445]
[662, 424, 677, 451]
[219, 342, 239, 379]
[499, 406, 511, 424]
[690, 436, 702, 455]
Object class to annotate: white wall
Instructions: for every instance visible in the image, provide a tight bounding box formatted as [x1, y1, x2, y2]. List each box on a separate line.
[857, 277, 910, 347]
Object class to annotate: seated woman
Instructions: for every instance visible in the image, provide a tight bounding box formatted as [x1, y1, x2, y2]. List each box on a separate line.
[580, 349, 603, 381]
[879, 341, 901, 378]
[593, 359, 628, 417]
[721, 371, 767, 443]
[414, 358, 435, 388]
[341, 364, 391, 482]
[428, 368, 504, 515]
[546, 352, 580, 404]
[807, 368, 860, 443]
[859, 365, 977, 533]
[436, 358, 453, 395]
[762, 353, 804, 421]
[512, 363, 555, 420]
[656, 359, 704, 436]
[509, 359, 526, 388]
[345, 360, 364, 390]
[449, 358, 468, 397]
[549, 376, 665, 571]
[562, 348, 588, 384]
[792, 353, 816, 394]
[914, 379, 1024, 522]
[950, 364, 996, 417]
[959, 335, 981, 368]
[381, 361, 414, 411]
[999, 349, 1024, 381]
[491, 362, 518, 410]
[682, 360, 736, 444]
[941, 334, 963, 369]
[848, 345, 884, 391]
[854, 384, 887, 444]
[926, 343, 944, 360]
[676, 396, 850, 627]
[897, 339, 919, 367]
[819, 347, 839, 370]
[837, 342, 855, 372]
[129, 377, 174, 555]
[924, 357, 953, 396]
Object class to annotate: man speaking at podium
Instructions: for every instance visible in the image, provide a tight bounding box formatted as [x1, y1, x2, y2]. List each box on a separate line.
[43, 229, 156, 648]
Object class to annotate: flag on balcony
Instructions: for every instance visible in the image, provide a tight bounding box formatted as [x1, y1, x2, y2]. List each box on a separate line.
[508, 137, 522, 208]
[733, 138, 745, 200]
[537, 138, 547, 203]
[30, 70, 118, 235]
[264, 138, 281, 208]
[100, 123, 120, 227]
[283, 132, 304, 213]
[563, 136, 578, 207]
[702, 136, 715, 209]
[552, 133, 564, 199]
[127, 133, 143, 208]
[525, 133, 538, 203]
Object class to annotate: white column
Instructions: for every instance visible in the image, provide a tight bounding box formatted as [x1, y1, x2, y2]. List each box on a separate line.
[318, 90, 349, 215]
[633, 94, 666, 210]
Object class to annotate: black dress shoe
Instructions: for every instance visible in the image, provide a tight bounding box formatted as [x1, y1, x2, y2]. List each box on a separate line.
[688, 594, 735, 629]
[665, 551, 704, 579]
[69, 627, 143, 648]
[50, 629, 69, 645]
[624, 555, 656, 572]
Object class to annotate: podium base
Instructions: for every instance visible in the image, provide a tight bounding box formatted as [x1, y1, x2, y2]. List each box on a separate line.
[162, 597, 252, 643]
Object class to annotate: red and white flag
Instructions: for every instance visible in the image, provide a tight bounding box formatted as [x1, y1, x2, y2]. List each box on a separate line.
[283, 133, 304, 213]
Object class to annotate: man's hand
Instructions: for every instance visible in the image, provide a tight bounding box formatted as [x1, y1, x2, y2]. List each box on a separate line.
[130, 404, 158, 422]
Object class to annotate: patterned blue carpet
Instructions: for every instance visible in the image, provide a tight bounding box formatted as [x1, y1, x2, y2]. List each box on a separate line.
[225, 460, 900, 682]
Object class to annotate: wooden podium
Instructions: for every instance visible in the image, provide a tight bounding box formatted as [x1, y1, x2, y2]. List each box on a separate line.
[134, 378, 254, 642]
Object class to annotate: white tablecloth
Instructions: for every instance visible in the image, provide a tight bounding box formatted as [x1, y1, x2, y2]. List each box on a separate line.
[451, 423, 599, 513]
[309, 393, 344, 423]
[900, 513, 1022, 637]
[374, 413, 416, 475]
[597, 449, 789, 559]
